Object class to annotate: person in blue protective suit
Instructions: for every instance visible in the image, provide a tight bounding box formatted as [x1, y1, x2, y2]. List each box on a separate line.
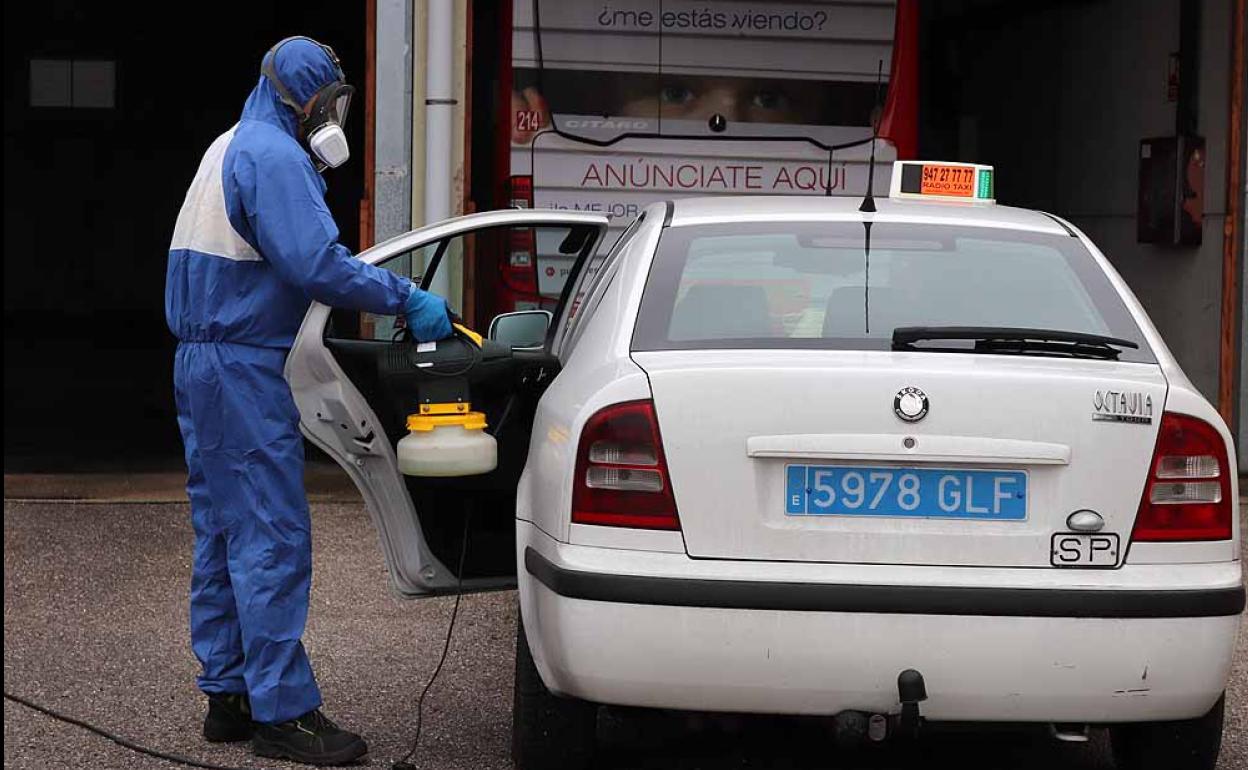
[165, 37, 450, 766]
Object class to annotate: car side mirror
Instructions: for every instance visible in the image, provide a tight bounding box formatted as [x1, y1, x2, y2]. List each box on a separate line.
[488, 310, 552, 349]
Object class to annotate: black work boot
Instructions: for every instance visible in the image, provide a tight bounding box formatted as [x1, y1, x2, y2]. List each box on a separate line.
[251, 709, 368, 766]
[203, 693, 255, 743]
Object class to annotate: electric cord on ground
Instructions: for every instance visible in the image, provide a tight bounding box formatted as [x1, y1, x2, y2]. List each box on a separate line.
[392, 505, 473, 770]
[5, 505, 474, 770]
[3, 690, 260, 770]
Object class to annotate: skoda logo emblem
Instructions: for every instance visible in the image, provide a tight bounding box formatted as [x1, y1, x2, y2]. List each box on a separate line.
[894, 387, 929, 422]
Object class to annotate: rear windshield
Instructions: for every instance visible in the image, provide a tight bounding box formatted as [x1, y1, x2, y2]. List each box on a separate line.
[631, 221, 1155, 362]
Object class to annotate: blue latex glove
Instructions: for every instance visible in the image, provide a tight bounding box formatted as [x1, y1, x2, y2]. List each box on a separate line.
[403, 285, 453, 342]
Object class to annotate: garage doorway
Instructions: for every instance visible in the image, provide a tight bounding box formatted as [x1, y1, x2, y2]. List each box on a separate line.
[3, 3, 367, 470]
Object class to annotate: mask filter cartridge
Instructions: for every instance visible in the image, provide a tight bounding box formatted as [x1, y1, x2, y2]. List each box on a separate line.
[308, 123, 350, 169]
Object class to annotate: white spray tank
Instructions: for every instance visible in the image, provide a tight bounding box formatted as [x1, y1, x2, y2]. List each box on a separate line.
[389, 323, 500, 478]
[397, 402, 497, 477]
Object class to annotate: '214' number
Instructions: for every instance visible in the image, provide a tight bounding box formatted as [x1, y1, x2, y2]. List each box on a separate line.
[516, 110, 543, 132]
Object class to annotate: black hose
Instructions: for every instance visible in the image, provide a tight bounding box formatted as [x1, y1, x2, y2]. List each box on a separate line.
[3, 690, 260, 770]
[393, 505, 473, 770]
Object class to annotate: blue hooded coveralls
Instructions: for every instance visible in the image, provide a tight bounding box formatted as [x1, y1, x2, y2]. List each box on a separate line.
[165, 41, 413, 724]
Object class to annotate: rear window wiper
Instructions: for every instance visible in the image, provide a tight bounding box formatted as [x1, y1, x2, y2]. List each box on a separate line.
[891, 326, 1140, 360]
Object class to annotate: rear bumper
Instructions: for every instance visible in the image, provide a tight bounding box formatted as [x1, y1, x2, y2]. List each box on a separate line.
[517, 522, 1243, 722]
[526, 547, 1244, 618]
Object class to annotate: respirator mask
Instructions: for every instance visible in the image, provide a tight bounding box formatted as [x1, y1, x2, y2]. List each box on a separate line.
[262, 37, 354, 171]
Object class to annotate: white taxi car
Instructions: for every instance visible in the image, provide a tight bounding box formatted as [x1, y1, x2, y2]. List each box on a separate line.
[287, 161, 1241, 770]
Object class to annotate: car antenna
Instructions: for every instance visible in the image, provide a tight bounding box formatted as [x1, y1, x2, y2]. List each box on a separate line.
[859, 59, 885, 333]
[824, 147, 835, 197]
[859, 59, 885, 213]
[863, 216, 873, 334]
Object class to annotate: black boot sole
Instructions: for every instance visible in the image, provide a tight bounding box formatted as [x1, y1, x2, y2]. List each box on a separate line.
[251, 736, 368, 766]
[203, 718, 254, 743]
[203, 722, 255, 743]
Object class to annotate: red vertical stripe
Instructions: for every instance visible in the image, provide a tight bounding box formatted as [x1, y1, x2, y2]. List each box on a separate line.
[878, 0, 919, 159]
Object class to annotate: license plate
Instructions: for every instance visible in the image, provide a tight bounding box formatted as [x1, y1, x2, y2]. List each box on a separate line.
[785, 465, 1027, 520]
[1051, 533, 1120, 568]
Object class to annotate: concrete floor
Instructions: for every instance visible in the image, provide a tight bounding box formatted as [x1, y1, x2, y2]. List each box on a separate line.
[4, 495, 1247, 769]
[2, 463, 360, 504]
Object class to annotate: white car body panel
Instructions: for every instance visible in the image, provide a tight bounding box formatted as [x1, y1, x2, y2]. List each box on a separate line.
[521, 521, 1237, 722]
[634, 350, 1176, 567]
[514, 196, 1241, 724]
[671, 196, 1066, 234]
[520, 210, 669, 546]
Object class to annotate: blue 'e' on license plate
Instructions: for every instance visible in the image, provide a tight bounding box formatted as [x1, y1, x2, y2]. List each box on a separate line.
[785, 465, 1027, 520]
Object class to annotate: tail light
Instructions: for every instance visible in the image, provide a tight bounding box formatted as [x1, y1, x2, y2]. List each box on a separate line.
[572, 400, 680, 530]
[508, 174, 533, 209]
[501, 175, 538, 300]
[1131, 412, 1233, 542]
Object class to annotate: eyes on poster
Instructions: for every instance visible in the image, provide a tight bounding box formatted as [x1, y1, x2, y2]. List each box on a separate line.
[510, 0, 907, 230]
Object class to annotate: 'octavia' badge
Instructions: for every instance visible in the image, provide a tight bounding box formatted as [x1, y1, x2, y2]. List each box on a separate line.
[894, 387, 929, 422]
[1092, 389, 1153, 424]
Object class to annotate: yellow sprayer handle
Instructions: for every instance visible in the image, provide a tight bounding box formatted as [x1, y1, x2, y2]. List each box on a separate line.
[452, 322, 483, 348]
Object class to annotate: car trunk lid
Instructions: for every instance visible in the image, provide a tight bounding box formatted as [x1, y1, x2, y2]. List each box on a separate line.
[632, 349, 1167, 567]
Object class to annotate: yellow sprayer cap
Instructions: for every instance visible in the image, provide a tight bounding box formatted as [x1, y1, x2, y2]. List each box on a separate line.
[407, 411, 488, 432]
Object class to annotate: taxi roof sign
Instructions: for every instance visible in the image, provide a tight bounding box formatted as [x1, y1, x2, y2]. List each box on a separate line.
[889, 161, 995, 203]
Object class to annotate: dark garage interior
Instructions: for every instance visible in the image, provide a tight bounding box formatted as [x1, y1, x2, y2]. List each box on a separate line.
[3, 2, 367, 471]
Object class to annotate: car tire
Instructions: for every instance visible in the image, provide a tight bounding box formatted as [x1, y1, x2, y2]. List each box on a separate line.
[512, 613, 597, 770]
[1110, 693, 1224, 770]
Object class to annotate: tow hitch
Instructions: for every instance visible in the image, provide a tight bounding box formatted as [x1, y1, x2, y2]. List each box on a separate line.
[1050, 723, 1091, 742]
[831, 669, 928, 748]
[896, 668, 928, 739]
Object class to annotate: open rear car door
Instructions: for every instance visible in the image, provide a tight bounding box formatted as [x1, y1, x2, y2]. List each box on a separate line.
[286, 210, 609, 597]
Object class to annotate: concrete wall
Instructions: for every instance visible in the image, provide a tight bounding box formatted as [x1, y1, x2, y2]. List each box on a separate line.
[1240, 111, 1247, 466]
[374, 0, 414, 244]
[1062, 0, 1231, 408]
[952, 0, 1236, 412]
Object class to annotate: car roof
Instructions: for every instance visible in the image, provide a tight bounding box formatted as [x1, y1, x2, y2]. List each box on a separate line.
[664, 196, 1070, 236]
